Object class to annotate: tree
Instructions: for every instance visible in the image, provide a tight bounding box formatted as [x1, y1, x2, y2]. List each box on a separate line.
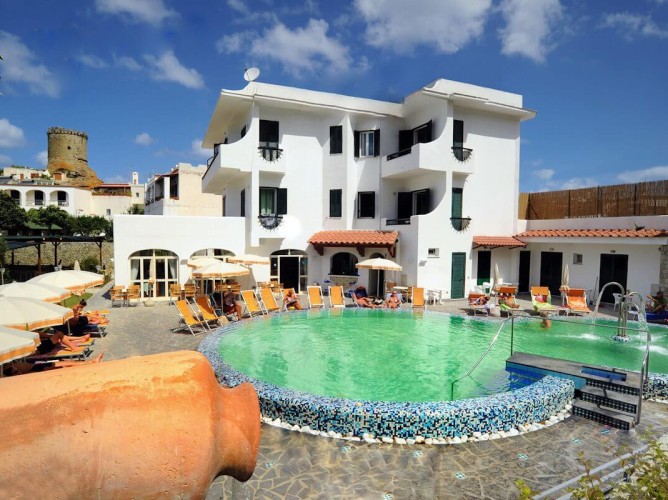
[26, 205, 72, 233]
[0, 192, 27, 234]
[70, 215, 111, 237]
[0, 234, 7, 266]
[127, 205, 144, 215]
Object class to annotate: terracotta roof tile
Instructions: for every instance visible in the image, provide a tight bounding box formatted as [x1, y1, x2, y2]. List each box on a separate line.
[308, 230, 399, 246]
[515, 228, 668, 239]
[473, 236, 526, 248]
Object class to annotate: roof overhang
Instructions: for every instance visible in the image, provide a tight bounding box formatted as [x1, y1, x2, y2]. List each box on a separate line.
[308, 230, 399, 258]
[515, 229, 668, 241]
[473, 236, 527, 249]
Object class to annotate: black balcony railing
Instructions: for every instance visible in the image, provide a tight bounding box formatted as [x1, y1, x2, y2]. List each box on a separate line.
[450, 217, 471, 231]
[386, 218, 411, 226]
[258, 214, 283, 230]
[258, 146, 283, 162]
[452, 147, 473, 162]
[386, 148, 412, 161]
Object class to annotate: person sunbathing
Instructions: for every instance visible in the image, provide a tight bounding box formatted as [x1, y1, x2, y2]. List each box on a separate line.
[3, 353, 104, 376]
[353, 286, 377, 308]
[37, 330, 91, 355]
[384, 291, 401, 309]
[284, 289, 303, 310]
[498, 294, 520, 309]
[223, 292, 244, 319]
[647, 290, 666, 313]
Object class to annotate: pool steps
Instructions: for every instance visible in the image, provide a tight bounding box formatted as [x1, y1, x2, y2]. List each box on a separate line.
[506, 352, 639, 431]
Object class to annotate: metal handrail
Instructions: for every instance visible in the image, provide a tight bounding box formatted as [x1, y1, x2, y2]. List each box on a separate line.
[450, 316, 514, 400]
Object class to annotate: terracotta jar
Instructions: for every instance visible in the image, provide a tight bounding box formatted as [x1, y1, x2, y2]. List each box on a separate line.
[0, 351, 260, 499]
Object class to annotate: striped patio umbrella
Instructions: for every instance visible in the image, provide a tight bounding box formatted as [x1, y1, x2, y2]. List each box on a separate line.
[0, 297, 74, 331]
[186, 257, 224, 268]
[0, 326, 40, 348]
[0, 282, 72, 303]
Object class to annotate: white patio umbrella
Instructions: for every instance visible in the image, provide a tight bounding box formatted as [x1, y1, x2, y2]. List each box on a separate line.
[0, 282, 72, 303]
[191, 261, 250, 279]
[0, 326, 38, 368]
[0, 325, 40, 348]
[228, 254, 270, 265]
[28, 270, 104, 292]
[355, 257, 403, 272]
[186, 257, 223, 268]
[492, 262, 501, 290]
[0, 297, 74, 331]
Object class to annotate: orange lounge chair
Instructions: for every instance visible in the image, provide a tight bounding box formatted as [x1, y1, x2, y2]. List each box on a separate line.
[328, 286, 346, 308]
[241, 290, 265, 317]
[411, 287, 425, 309]
[565, 288, 593, 315]
[174, 299, 209, 335]
[531, 286, 559, 314]
[195, 296, 227, 327]
[468, 292, 489, 316]
[307, 286, 324, 309]
[259, 288, 281, 313]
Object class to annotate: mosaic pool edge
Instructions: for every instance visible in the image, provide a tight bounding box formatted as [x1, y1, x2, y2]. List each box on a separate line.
[199, 313, 577, 440]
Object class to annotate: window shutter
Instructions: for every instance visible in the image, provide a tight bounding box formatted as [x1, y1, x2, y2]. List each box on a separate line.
[397, 192, 412, 219]
[453, 120, 464, 147]
[398, 130, 413, 151]
[373, 129, 380, 157]
[424, 120, 432, 143]
[330, 126, 342, 154]
[353, 131, 360, 158]
[277, 188, 288, 215]
[452, 188, 463, 219]
[370, 191, 376, 217]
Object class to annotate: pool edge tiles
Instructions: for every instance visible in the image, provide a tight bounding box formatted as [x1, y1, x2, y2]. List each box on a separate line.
[199, 317, 576, 441]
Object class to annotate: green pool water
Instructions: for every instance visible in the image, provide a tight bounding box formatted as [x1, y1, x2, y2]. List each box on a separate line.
[217, 309, 668, 402]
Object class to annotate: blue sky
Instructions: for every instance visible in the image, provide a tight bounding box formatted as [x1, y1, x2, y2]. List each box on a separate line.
[1, 0, 667, 192]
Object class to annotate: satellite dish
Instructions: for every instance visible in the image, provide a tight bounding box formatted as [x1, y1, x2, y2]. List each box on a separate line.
[243, 67, 260, 82]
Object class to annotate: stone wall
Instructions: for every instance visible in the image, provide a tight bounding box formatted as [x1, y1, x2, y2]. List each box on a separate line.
[661, 245, 668, 292]
[8, 241, 114, 272]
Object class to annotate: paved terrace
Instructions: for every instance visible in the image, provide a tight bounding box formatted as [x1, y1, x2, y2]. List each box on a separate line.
[86, 287, 668, 499]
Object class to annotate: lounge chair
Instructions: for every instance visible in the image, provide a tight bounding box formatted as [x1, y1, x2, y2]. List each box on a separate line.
[25, 345, 91, 362]
[328, 285, 346, 308]
[195, 296, 228, 327]
[411, 287, 425, 309]
[259, 287, 281, 313]
[307, 286, 324, 309]
[174, 299, 208, 335]
[467, 292, 489, 316]
[183, 284, 197, 301]
[497, 286, 523, 316]
[565, 288, 593, 315]
[531, 286, 559, 315]
[241, 290, 265, 317]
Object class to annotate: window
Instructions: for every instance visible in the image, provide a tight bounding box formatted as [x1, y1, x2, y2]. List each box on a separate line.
[240, 189, 245, 217]
[354, 129, 380, 158]
[331, 252, 358, 275]
[573, 253, 583, 265]
[329, 189, 342, 217]
[428, 248, 440, 258]
[453, 120, 464, 148]
[259, 187, 287, 215]
[357, 191, 375, 218]
[398, 121, 433, 152]
[106, 209, 111, 216]
[240, 125, 247, 138]
[259, 120, 279, 149]
[396, 188, 430, 221]
[329, 125, 342, 154]
[452, 187, 463, 219]
[34, 191, 44, 205]
[222, 195, 226, 216]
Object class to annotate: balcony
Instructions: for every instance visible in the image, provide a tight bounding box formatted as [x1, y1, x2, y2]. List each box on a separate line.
[452, 147, 473, 162]
[257, 214, 283, 230]
[450, 217, 471, 231]
[202, 137, 253, 194]
[382, 141, 447, 179]
[257, 145, 286, 175]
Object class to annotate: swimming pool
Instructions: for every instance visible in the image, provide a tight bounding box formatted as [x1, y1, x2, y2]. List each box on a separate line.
[200, 310, 668, 441]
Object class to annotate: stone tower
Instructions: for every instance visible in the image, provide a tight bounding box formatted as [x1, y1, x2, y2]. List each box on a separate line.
[47, 127, 102, 188]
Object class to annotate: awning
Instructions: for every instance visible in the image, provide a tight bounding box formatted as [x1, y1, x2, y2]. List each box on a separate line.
[308, 230, 399, 257]
[473, 236, 526, 249]
[515, 229, 668, 239]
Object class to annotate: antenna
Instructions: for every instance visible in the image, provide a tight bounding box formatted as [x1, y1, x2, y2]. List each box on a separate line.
[243, 67, 260, 83]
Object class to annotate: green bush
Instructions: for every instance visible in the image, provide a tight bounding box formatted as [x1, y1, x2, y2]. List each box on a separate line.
[79, 255, 99, 272]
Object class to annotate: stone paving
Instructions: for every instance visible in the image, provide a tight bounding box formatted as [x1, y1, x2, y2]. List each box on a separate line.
[87, 287, 668, 499]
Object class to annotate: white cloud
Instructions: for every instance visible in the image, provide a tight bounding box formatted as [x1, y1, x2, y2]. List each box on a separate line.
[95, 0, 177, 26]
[191, 139, 212, 159]
[104, 174, 130, 183]
[216, 31, 254, 54]
[600, 12, 668, 40]
[499, 0, 563, 63]
[227, 0, 249, 14]
[249, 19, 355, 77]
[144, 51, 205, 89]
[557, 177, 599, 190]
[35, 150, 48, 167]
[0, 31, 60, 97]
[0, 154, 12, 165]
[76, 54, 109, 69]
[617, 165, 668, 183]
[533, 168, 554, 180]
[134, 132, 154, 146]
[114, 55, 142, 71]
[0, 118, 26, 148]
[355, 0, 492, 54]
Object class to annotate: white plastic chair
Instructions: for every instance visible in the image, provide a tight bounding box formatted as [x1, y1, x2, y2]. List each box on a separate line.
[612, 293, 622, 311]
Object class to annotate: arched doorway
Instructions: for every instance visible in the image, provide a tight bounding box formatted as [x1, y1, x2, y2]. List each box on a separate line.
[270, 249, 307, 292]
[129, 249, 178, 298]
[330, 252, 358, 276]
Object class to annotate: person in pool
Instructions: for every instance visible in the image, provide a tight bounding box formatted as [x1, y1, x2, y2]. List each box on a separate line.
[647, 290, 666, 313]
[384, 291, 401, 309]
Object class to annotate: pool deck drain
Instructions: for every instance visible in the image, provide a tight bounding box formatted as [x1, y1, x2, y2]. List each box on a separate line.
[89, 292, 668, 499]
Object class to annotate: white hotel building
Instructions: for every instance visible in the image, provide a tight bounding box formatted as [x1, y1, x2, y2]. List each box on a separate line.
[114, 78, 668, 301]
